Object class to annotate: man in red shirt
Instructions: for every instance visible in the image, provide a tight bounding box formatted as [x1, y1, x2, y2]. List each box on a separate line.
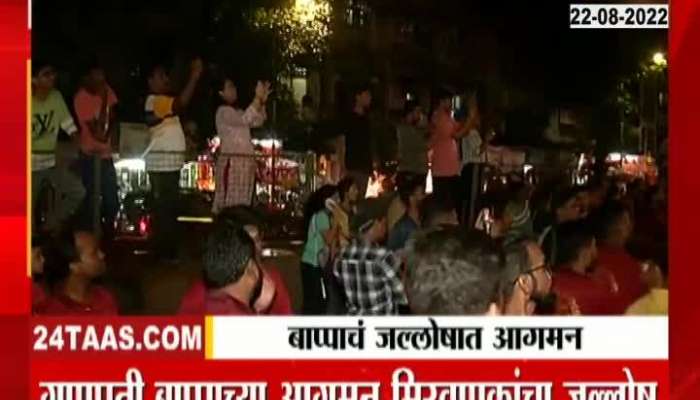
[595, 202, 649, 313]
[552, 221, 619, 315]
[36, 229, 118, 315]
[74, 62, 119, 240]
[203, 221, 266, 315]
[179, 267, 292, 315]
[179, 206, 293, 315]
[429, 90, 479, 210]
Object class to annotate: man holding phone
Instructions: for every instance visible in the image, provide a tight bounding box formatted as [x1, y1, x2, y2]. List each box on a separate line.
[74, 61, 119, 240]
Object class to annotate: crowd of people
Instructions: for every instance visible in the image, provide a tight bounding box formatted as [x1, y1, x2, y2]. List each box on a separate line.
[290, 168, 667, 316]
[31, 56, 667, 316]
[31, 55, 272, 260]
[30, 170, 667, 317]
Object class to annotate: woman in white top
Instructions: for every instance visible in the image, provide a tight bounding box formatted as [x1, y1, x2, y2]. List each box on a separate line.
[212, 79, 271, 212]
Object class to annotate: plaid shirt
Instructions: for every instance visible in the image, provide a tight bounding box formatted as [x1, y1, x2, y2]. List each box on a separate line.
[145, 150, 186, 173]
[333, 240, 408, 315]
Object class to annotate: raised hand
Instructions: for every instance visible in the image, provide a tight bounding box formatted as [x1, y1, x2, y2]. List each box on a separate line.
[256, 81, 272, 102]
[190, 58, 204, 80]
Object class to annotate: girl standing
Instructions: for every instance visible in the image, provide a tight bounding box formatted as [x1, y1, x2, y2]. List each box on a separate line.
[300, 185, 340, 314]
[212, 79, 271, 212]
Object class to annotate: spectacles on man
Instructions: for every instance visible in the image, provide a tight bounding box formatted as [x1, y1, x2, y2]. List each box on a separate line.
[511, 263, 552, 288]
[527, 263, 552, 278]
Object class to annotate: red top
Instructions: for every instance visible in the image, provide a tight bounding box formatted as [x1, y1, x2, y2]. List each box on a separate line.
[429, 110, 461, 177]
[37, 286, 119, 315]
[596, 245, 648, 312]
[265, 267, 293, 315]
[177, 279, 207, 315]
[206, 290, 254, 315]
[179, 266, 293, 315]
[74, 86, 118, 158]
[552, 268, 619, 315]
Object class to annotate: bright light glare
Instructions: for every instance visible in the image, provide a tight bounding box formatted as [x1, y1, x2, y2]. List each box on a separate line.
[177, 216, 213, 223]
[608, 153, 622, 162]
[425, 168, 433, 194]
[253, 139, 282, 149]
[115, 158, 145, 171]
[577, 153, 586, 170]
[652, 52, 667, 67]
[365, 172, 384, 198]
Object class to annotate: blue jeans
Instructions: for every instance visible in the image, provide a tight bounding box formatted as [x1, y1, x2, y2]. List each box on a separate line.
[78, 153, 119, 239]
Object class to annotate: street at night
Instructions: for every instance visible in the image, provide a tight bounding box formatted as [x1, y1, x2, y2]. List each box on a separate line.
[31, 0, 667, 317]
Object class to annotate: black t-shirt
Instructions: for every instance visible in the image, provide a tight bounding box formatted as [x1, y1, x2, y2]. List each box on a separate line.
[343, 112, 374, 172]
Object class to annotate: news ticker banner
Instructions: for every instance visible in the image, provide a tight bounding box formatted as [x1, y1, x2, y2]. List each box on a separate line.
[209, 317, 668, 360]
[29, 317, 667, 360]
[31, 361, 667, 400]
[29, 317, 669, 399]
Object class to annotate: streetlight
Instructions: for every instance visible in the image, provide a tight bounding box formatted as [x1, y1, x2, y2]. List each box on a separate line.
[652, 52, 667, 67]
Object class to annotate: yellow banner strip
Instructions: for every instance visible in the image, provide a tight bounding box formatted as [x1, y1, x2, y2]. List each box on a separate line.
[205, 316, 214, 359]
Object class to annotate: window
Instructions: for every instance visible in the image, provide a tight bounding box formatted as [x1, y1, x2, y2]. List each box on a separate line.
[345, 0, 370, 27]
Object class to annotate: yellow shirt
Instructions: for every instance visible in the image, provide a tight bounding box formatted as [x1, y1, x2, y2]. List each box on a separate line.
[625, 289, 668, 315]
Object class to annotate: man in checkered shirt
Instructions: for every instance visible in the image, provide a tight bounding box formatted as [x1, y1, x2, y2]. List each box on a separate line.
[333, 196, 408, 315]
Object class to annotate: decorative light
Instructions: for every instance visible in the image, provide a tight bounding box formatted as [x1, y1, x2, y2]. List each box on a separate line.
[607, 153, 622, 162]
[365, 171, 385, 198]
[177, 216, 214, 223]
[115, 158, 145, 172]
[577, 153, 586, 170]
[425, 168, 433, 194]
[652, 52, 667, 67]
[253, 138, 283, 149]
[139, 216, 149, 236]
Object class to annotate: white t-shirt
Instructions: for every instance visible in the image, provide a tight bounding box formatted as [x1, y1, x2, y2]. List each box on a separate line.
[144, 94, 186, 172]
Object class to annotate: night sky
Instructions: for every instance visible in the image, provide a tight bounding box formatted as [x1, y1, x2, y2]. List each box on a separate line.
[475, 1, 666, 104]
[32, 0, 667, 111]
